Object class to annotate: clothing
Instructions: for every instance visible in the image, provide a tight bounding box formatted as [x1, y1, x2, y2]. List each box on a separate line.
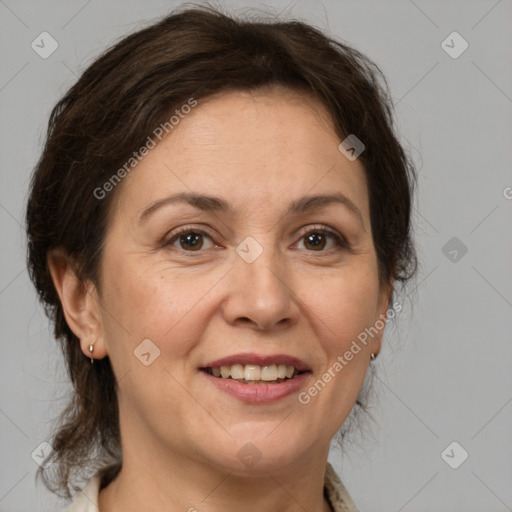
[66, 462, 359, 512]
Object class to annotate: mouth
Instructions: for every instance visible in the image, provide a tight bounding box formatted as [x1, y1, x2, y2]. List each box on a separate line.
[200, 363, 309, 384]
[199, 353, 311, 401]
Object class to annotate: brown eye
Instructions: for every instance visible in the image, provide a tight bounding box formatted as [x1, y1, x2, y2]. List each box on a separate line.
[178, 232, 204, 251]
[296, 227, 347, 252]
[304, 232, 327, 251]
[165, 229, 214, 252]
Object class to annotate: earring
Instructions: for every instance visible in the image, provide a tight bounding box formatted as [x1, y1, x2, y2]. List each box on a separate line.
[370, 353, 377, 362]
[88, 342, 95, 364]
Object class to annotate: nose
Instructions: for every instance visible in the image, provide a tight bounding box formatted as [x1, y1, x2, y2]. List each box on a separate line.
[221, 245, 298, 331]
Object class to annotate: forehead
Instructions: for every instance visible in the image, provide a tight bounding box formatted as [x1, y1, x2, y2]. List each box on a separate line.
[111, 88, 369, 224]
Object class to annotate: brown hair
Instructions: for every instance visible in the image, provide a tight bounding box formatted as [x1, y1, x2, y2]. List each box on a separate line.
[26, 4, 417, 500]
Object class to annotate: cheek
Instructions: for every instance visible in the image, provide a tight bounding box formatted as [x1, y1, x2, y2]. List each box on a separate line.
[299, 268, 378, 420]
[300, 265, 380, 352]
[99, 256, 220, 358]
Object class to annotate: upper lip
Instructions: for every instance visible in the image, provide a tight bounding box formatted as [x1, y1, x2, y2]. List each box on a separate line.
[201, 353, 311, 372]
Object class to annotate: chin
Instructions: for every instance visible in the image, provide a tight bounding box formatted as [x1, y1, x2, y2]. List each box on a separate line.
[201, 425, 318, 475]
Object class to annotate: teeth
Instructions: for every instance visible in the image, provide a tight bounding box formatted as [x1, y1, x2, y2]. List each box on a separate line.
[261, 365, 278, 381]
[231, 364, 244, 379]
[208, 363, 298, 381]
[244, 364, 261, 381]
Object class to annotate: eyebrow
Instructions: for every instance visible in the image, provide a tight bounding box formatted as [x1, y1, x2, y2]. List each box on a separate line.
[139, 191, 363, 224]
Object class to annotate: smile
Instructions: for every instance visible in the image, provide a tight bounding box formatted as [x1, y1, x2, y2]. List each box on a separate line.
[202, 363, 306, 384]
[199, 353, 312, 403]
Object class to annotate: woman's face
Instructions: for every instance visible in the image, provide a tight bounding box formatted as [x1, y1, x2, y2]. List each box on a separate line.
[92, 88, 391, 474]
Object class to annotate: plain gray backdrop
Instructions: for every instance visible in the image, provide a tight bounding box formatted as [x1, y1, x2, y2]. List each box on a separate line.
[1, 1, 511, 511]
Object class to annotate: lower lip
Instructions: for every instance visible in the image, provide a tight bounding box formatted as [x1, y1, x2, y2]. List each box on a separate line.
[200, 371, 310, 403]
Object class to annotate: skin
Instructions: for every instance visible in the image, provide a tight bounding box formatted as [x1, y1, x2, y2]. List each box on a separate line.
[49, 87, 392, 512]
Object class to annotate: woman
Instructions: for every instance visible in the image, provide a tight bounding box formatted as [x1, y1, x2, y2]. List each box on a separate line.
[26, 6, 416, 512]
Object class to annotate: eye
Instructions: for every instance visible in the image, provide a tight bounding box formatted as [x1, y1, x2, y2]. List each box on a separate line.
[163, 225, 347, 253]
[295, 226, 348, 252]
[164, 228, 216, 252]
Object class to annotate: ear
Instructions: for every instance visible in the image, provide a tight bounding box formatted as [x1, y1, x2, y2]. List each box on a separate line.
[372, 279, 395, 357]
[47, 248, 108, 361]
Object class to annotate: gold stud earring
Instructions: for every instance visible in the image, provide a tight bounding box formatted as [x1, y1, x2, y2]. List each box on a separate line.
[88, 342, 95, 364]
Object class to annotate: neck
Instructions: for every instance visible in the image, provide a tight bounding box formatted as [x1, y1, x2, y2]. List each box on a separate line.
[98, 438, 333, 512]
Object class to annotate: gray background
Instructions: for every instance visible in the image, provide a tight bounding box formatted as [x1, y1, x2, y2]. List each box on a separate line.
[1, 0, 511, 511]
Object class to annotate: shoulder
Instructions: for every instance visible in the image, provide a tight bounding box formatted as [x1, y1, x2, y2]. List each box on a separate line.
[324, 462, 360, 512]
[66, 473, 101, 512]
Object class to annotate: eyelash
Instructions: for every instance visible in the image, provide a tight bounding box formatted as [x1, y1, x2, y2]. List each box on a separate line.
[162, 225, 349, 254]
